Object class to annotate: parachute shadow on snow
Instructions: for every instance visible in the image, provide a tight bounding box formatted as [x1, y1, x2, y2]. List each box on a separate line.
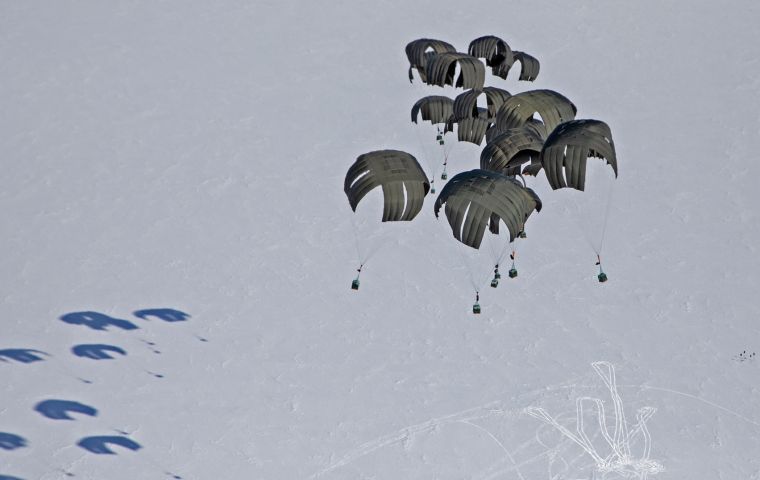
[0, 432, 27, 451]
[0, 348, 48, 364]
[77, 435, 141, 455]
[72, 344, 127, 360]
[34, 400, 98, 420]
[133, 308, 190, 323]
[59, 311, 138, 331]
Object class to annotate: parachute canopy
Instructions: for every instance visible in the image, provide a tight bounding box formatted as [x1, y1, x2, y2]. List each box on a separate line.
[443, 88, 510, 145]
[481, 123, 547, 176]
[494, 89, 577, 135]
[406, 38, 456, 83]
[540, 119, 618, 191]
[453, 87, 511, 120]
[434, 169, 542, 248]
[468, 35, 514, 73]
[444, 112, 492, 145]
[411, 95, 454, 125]
[343, 150, 430, 222]
[425, 52, 486, 90]
[344, 150, 430, 221]
[468, 36, 540, 81]
[512, 51, 540, 81]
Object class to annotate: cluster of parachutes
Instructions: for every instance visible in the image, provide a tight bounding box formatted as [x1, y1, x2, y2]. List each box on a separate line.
[344, 35, 618, 312]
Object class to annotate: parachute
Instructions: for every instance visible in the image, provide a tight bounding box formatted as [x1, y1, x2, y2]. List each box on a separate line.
[480, 123, 547, 176]
[538, 120, 618, 281]
[468, 35, 514, 78]
[347, 33, 620, 300]
[344, 150, 430, 222]
[468, 36, 539, 81]
[433, 169, 542, 249]
[494, 89, 577, 135]
[512, 51, 540, 81]
[452, 87, 511, 119]
[444, 110, 492, 146]
[424, 52, 486, 90]
[411, 95, 454, 125]
[442, 88, 511, 146]
[405, 39, 456, 83]
[540, 119, 618, 191]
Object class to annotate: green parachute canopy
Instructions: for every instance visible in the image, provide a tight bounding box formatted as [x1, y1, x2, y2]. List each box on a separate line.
[481, 123, 547, 176]
[406, 38, 456, 83]
[444, 109, 492, 145]
[425, 52, 486, 90]
[468, 36, 540, 81]
[344, 150, 430, 221]
[494, 89, 577, 136]
[540, 119, 618, 191]
[434, 169, 542, 249]
[512, 51, 540, 81]
[468, 35, 514, 76]
[453, 87, 511, 120]
[411, 95, 454, 125]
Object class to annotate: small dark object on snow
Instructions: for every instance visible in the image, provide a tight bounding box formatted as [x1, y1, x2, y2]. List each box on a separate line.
[441, 172, 448, 180]
[491, 278, 499, 288]
[509, 268, 518, 278]
[473, 303, 481, 314]
[351, 279, 360, 290]
[519, 231, 527, 238]
[598, 272, 608, 283]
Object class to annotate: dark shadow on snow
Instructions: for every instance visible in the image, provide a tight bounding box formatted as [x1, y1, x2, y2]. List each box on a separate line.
[0, 349, 48, 364]
[133, 308, 190, 323]
[77, 435, 141, 455]
[71, 344, 127, 360]
[0, 475, 26, 480]
[34, 400, 98, 420]
[60, 311, 138, 331]
[0, 432, 27, 451]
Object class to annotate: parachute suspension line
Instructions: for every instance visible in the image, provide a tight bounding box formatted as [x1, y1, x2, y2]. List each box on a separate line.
[351, 264, 363, 290]
[413, 122, 438, 193]
[350, 214, 366, 265]
[441, 147, 449, 180]
[458, 246, 483, 293]
[487, 235, 506, 287]
[441, 138, 456, 181]
[595, 179, 616, 256]
[349, 213, 384, 267]
[589, 177, 615, 283]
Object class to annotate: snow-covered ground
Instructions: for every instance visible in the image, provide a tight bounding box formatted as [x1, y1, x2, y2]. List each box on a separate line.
[1, 1, 759, 479]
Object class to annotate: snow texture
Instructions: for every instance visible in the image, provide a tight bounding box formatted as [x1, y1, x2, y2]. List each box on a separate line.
[1, 1, 759, 479]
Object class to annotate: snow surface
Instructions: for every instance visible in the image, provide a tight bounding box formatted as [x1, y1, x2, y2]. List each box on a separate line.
[1, 1, 759, 479]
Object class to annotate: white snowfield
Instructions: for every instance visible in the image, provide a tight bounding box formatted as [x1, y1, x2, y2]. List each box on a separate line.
[1, 1, 759, 479]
